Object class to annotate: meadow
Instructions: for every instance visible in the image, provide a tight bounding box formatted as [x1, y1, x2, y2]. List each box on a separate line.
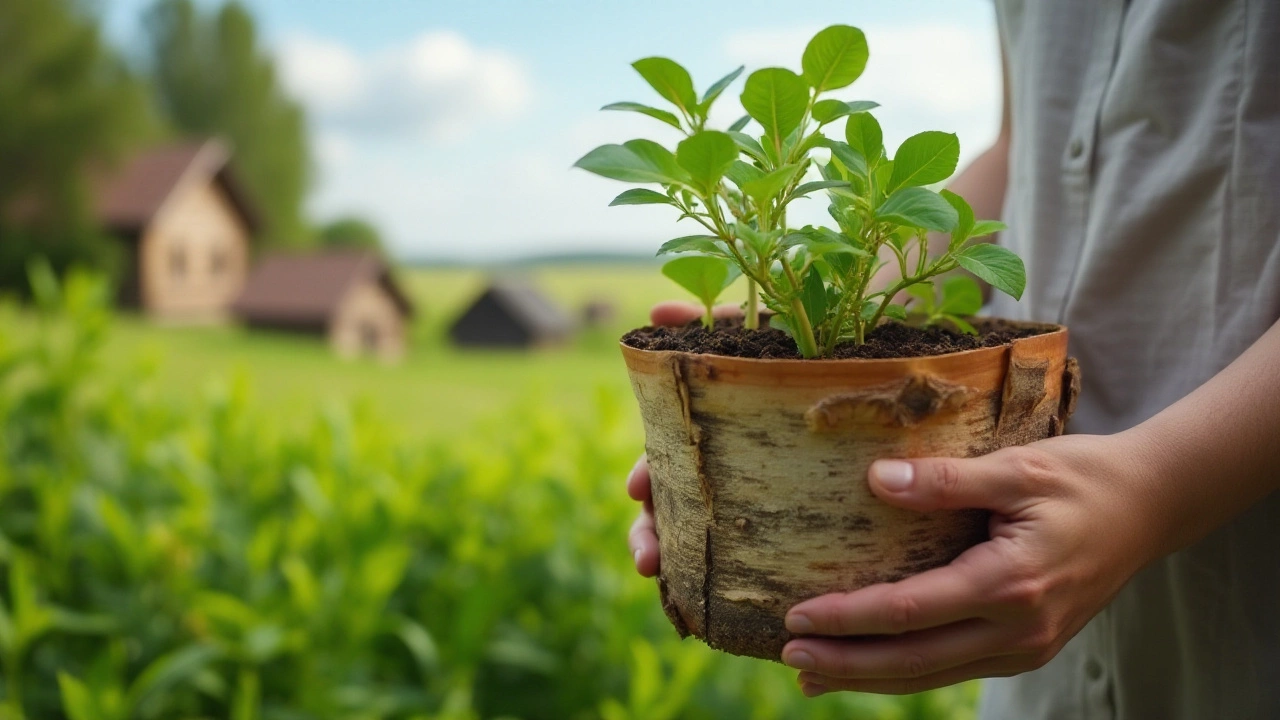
[93, 264, 718, 434]
[0, 265, 977, 719]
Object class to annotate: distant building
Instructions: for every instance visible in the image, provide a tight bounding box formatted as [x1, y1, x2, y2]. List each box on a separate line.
[449, 278, 575, 348]
[232, 250, 414, 361]
[581, 299, 617, 328]
[94, 139, 257, 321]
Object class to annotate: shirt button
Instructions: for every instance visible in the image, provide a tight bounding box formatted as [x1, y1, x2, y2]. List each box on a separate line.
[1069, 138, 1085, 159]
[1085, 657, 1105, 681]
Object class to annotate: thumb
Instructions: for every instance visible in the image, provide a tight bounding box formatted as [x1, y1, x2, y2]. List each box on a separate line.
[866, 447, 1040, 514]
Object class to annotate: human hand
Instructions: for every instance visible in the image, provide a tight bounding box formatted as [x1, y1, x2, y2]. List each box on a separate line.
[781, 433, 1165, 696]
[627, 301, 743, 577]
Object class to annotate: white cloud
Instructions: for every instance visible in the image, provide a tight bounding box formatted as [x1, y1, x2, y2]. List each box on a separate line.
[278, 30, 532, 143]
[294, 22, 1001, 260]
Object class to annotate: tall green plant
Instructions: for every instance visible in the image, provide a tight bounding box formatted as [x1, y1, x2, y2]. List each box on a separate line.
[575, 25, 1026, 357]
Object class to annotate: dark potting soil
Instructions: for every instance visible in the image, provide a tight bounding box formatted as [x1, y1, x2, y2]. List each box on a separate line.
[621, 317, 1054, 360]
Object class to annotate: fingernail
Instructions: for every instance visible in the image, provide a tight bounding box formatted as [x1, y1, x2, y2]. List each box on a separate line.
[801, 681, 827, 697]
[784, 649, 815, 671]
[786, 613, 815, 634]
[872, 460, 914, 492]
[633, 549, 643, 567]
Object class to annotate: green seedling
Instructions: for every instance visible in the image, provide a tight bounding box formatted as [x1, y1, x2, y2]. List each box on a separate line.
[906, 275, 984, 335]
[661, 255, 741, 328]
[576, 24, 1027, 357]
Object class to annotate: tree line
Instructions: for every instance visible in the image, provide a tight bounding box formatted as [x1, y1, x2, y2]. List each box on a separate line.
[0, 0, 382, 294]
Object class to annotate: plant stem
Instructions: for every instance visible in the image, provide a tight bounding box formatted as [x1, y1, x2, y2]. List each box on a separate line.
[745, 279, 759, 329]
[788, 298, 820, 357]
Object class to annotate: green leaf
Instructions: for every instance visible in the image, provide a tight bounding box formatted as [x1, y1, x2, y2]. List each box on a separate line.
[882, 303, 908, 321]
[802, 25, 870, 92]
[939, 275, 983, 316]
[126, 644, 222, 715]
[800, 266, 828, 329]
[701, 66, 744, 105]
[740, 68, 809, 148]
[845, 112, 883, 164]
[939, 189, 975, 242]
[825, 140, 868, 178]
[944, 315, 978, 335]
[724, 160, 764, 188]
[656, 235, 722, 256]
[887, 131, 960, 193]
[955, 243, 1026, 299]
[727, 115, 751, 132]
[728, 131, 767, 162]
[609, 188, 673, 206]
[877, 187, 959, 232]
[573, 140, 687, 185]
[58, 673, 102, 720]
[905, 282, 935, 312]
[676, 131, 738, 191]
[969, 219, 1008, 238]
[787, 180, 850, 202]
[632, 57, 698, 115]
[661, 256, 741, 309]
[734, 223, 779, 255]
[600, 102, 682, 130]
[812, 99, 879, 125]
[768, 314, 794, 337]
[740, 164, 800, 206]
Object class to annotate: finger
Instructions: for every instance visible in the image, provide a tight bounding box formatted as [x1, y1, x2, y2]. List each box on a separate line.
[867, 446, 1046, 514]
[786, 542, 1005, 635]
[626, 456, 651, 502]
[649, 301, 742, 327]
[797, 654, 1024, 696]
[629, 510, 660, 577]
[782, 618, 1007, 679]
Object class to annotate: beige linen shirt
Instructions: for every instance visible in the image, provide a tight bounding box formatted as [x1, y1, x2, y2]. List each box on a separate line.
[981, 1, 1280, 718]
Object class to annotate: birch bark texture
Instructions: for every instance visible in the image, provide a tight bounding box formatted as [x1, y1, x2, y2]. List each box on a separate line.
[622, 324, 1079, 660]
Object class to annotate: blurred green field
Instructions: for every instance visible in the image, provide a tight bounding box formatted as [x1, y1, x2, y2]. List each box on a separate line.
[96, 264, 749, 435]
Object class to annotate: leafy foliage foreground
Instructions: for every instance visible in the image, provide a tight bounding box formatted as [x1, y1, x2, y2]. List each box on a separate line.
[0, 268, 975, 719]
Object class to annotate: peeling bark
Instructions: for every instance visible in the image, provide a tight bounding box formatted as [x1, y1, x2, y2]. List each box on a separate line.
[624, 324, 1078, 660]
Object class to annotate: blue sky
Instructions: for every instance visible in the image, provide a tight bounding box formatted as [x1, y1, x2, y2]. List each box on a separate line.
[101, 0, 1001, 261]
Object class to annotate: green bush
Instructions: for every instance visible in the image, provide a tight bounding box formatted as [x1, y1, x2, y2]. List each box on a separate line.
[0, 266, 976, 719]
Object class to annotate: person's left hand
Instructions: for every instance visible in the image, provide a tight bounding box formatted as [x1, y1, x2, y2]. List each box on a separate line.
[782, 432, 1169, 696]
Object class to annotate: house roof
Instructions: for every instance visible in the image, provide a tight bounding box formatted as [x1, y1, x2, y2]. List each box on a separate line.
[232, 250, 413, 326]
[93, 139, 259, 235]
[463, 277, 575, 340]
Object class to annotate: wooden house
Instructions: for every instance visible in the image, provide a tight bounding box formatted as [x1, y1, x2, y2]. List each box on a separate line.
[449, 278, 575, 348]
[94, 139, 257, 321]
[232, 250, 414, 361]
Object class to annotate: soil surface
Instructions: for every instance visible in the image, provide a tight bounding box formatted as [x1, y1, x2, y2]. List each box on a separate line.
[622, 317, 1055, 360]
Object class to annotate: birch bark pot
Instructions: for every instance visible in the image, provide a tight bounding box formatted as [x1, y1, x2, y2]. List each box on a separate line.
[621, 322, 1080, 660]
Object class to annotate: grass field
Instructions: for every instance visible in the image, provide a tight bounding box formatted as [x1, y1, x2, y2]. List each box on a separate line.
[95, 264, 749, 436]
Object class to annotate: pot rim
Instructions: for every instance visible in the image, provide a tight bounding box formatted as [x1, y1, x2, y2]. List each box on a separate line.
[620, 320, 1066, 368]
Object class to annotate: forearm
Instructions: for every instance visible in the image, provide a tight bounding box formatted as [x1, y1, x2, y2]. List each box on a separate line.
[1121, 318, 1280, 555]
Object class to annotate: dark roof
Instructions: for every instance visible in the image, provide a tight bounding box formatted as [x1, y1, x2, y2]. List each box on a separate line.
[93, 139, 259, 235]
[232, 250, 413, 326]
[450, 277, 575, 345]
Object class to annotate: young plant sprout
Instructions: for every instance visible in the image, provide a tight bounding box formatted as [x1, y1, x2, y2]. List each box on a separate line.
[575, 24, 1027, 358]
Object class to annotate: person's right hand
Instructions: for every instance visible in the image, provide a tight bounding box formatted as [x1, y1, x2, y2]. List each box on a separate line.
[627, 301, 742, 578]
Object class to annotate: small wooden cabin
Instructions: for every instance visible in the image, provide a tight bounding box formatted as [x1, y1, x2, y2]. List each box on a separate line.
[232, 250, 414, 361]
[94, 139, 257, 322]
[449, 278, 575, 348]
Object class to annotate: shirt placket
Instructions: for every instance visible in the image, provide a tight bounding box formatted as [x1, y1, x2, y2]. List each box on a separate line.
[1055, 0, 1128, 328]
[1064, 6, 1126, 717]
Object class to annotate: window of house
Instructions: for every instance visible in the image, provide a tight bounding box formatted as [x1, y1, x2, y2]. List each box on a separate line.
[170, 244, 187, 279]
